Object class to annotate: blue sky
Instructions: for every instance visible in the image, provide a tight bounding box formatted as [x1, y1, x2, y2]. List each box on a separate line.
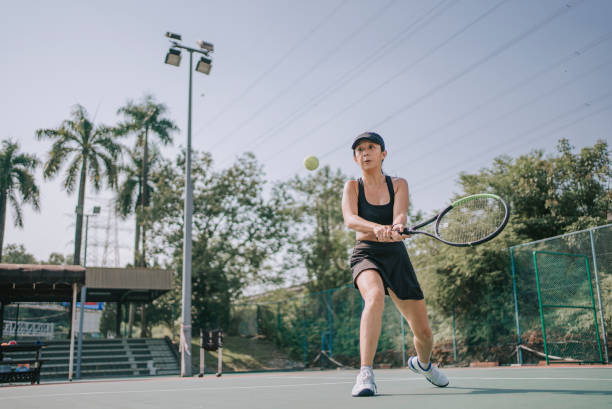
[1, 0, 611, 263]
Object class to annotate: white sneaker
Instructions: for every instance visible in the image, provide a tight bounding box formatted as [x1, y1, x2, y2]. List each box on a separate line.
[351, 367, 377, 397]
[407, 356, 449, 387]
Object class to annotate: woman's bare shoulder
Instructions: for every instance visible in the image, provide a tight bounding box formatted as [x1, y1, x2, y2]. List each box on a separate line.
[344, 179, 359, 193]
[391, 176, 408, 189]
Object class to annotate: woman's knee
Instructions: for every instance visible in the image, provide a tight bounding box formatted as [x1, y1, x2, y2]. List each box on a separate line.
[364, 288, 385, 310]
[357, 270, 385, 309]
[413, 325, 433, 342]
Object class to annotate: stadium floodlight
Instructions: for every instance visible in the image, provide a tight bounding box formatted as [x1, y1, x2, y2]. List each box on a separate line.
[196, 40, 214, 53]
[195, 56, 212, 75]
[165, 48, 181, 66]
[166, 31, 182, 41]
[163, 31, 214, 378]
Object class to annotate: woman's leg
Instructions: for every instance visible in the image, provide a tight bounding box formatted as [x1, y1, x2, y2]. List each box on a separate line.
[355, 270, 386, 367]
[388, 290, 433, 365]
[388, 290, 449, 387]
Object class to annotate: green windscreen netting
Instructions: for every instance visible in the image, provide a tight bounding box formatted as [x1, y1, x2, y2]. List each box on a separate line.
[533, 251, 603, 363]
[510, 225, 610, 365]
[221, 225, 611, 371]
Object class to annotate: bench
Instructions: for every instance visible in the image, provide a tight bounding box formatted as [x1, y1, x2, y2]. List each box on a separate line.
[0, 342, 46, 384]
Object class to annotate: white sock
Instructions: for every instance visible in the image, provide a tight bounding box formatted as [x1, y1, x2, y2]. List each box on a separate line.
[417, 358, 431, 371]
[360, 365, 373, 373]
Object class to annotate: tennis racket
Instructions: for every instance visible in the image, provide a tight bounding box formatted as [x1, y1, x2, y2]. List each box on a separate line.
[402, 193, 509, 247]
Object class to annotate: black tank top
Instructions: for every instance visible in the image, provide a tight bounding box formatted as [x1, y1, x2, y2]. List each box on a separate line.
[357, 175, 394, 225]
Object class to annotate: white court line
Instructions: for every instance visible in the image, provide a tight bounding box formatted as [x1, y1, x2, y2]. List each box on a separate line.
[0, 381, 354, 400]
[284, 375, 612, 382]
[440, 377, 612, 381]
[1, 376, 611, 400]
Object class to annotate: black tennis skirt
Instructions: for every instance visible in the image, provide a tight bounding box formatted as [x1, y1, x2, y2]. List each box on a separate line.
[350, 240, 423, 300]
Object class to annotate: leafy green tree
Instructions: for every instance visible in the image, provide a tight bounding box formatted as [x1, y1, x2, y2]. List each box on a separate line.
[0, 139, 40, 262]
[2, 243, 38, 264]
[279, 166, 354, 291]
[412, 138, 611, 360]
[36, 104, 122, 265]
[46, 252, 68, 265]
[148, 151, 289, 332]
[458, 138, 610, 240]
[147, 278, 181, 339]
[115, 95, 178, 267]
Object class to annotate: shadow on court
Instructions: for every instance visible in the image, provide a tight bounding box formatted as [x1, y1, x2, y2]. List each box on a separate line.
[377, 385, 612, 397]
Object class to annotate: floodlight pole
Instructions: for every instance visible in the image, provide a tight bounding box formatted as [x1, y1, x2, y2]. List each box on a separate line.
[181, 49, 194, 377]
[166, 37, 212, 378]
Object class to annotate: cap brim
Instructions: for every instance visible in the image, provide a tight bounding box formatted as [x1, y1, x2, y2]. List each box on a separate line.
[352, 137, 373, 150]
[352, 137, 384, 150]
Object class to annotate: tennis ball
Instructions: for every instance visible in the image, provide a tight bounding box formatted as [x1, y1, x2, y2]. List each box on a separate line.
[303, 155, 319, 171]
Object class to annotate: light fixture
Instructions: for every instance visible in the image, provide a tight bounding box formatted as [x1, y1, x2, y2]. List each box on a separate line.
[195, 56, 212, 74]
[165, 32, 182, 41]
[165, 48, 181, 66]
[196, 40, 214, 53]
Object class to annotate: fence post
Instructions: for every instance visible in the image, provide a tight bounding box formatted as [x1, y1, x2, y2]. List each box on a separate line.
[276, 302, 281, 334]
[302, 295, 307, 367]
[533, 252, 550, 365]
[256, 304, 261, 336]
[589, 229, 609, 363]
[452, 304, 458, 363]
[510, 247, 523, 364]
[327, 290, 333, 357]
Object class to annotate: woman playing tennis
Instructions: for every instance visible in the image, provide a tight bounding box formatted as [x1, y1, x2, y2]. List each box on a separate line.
[341, 132, 448, 397]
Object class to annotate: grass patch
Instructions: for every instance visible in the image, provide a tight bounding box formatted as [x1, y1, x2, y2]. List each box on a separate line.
[190, 335, 304, 373]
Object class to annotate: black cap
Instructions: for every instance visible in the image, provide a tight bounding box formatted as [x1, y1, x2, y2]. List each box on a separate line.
[351, 132, 385, 152]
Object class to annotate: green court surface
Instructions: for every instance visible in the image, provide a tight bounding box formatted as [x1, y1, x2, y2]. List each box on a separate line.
[1, 367, 610, 409]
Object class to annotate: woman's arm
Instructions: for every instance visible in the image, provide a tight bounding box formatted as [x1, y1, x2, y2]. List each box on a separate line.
[392, 177, 409, 226]
[342, 180, 379, 233]
[342, 180, 398, 241]
[391, 178, 411, 240]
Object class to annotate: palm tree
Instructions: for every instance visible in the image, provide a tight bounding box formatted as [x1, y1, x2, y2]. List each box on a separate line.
[116, 145, 162, 337]
[0, 139, 40, 262]
[116, 94, 177, 267]
[116, 146, 160, 266]
[36, 104, 122, 265]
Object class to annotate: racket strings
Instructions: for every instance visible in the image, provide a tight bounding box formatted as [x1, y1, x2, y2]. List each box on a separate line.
[437, 197, 506, 244]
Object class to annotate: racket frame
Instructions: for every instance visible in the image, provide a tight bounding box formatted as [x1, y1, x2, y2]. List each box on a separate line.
[403, 193, 510, 247]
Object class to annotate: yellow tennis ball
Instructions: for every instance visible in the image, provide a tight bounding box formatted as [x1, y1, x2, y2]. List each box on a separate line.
[303, 155, 319, 171]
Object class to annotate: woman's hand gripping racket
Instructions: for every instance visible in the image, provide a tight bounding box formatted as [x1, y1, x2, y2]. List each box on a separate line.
[402, 193, 510, 247]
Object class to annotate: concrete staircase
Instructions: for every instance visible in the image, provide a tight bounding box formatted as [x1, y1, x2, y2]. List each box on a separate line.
[4, 338, 180, 379]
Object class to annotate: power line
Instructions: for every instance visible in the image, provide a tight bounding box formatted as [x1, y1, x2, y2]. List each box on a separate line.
[408, 91, 612, 195]
[390, 29, 612, 159]
[392, 55, 612, 174]
[210, 0, 402, 157]
[366, 0, 585, 130]
[217, 0, 457, 167]
[261, 0, 506, 164]
[316, 0, 585, 163]
[238, 0, 459, 157]
[196, 0, 350, 131]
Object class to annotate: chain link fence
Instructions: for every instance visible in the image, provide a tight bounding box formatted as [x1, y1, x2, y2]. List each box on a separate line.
[510, 224, 610, 364]
[3, 225, 609, 371]
[228, 224, 610, 370]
